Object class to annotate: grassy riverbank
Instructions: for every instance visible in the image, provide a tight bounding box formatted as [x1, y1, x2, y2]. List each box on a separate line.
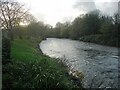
[3, 38, 80, 89]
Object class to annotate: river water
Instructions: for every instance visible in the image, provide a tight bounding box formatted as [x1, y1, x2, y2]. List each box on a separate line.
[39, 38, 119, 88]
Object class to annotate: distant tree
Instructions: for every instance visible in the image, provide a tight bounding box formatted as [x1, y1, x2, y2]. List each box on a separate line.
[69, 17, 82, 39]
[57, 22, 69, 38]
[54, 22, 71, 38]
[27, 22, 42, 38]
[113, 13, 120, 25]
[69, 10, 101, 39]
[100, 21, 114, 34]
[27, 21, 52, 39]
[81, 12, 101, 35]
[112, 13, 120, 35]
[54, 22, 63, 38]
[99, 14, 118, 35]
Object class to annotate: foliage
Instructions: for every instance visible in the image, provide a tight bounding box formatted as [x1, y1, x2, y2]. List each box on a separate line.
[1, 5, 117, 47]
[55, 22, 70, 38]
[79, 34, 119, 47]
[2, 37, 11, 64]
[27, 21, 51, 39]
[69, 17, 81, 39]
[0, 0, 30, 40]
[3, 60, 77, 89]
[0, 0, 119, 46]
[49, 10, 119, 47]
[3, 39, 80, 89]
[69, 11, 101, 39]
[100, 21, 114, 34]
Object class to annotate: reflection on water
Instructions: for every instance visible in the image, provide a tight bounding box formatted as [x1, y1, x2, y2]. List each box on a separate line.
[40, 38, 119, 88]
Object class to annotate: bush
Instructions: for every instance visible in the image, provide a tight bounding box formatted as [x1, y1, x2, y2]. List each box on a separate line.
[2, 37, 11, 64]
[79, 34, 119, 47]
[2, 60, 77, 89]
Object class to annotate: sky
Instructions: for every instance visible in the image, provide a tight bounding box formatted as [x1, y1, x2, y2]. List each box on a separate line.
[17, 0, 119, 27]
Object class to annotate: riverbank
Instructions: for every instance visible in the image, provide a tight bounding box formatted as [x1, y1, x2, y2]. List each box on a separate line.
[2, 38, 81, 89]
[79, 34, 119, 47]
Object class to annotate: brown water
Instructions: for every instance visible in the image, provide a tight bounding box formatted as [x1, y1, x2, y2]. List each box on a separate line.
[39, 38, 119, 88]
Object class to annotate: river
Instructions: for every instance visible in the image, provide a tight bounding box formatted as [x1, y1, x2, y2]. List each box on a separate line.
[39, 38, 119, 88]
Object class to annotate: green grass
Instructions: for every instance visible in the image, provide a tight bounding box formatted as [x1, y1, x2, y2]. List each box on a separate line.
[3, 38, 79, 89]
[11, 39, 40, 62]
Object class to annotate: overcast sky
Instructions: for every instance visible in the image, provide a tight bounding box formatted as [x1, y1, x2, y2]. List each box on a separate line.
[17, 0, 119, 26]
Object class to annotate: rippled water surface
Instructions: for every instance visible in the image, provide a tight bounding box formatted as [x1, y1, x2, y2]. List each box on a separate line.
[40, 38, 119, 88]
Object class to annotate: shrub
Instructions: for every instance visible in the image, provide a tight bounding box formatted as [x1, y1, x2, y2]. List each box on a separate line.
[2, 37, 11, 64]
[2, 60, 77, 89]
[79, 34, 119, 47]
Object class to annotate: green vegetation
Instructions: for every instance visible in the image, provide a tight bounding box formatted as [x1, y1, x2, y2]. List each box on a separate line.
[2, 4, 118, 47]
[52, 11, 119, 47]
[3, 39, 80, 89]
[79, 34, 119, 47]
[1, 0, 119, 89]
[15, 10, 119, 47]
[2, 37, 11, 64]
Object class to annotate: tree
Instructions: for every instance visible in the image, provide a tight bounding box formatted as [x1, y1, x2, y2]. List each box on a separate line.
[99, 14, 118, 35]
[100, 21, 114, 34]
[54, 22, 62, 38]
[0, 0, 29, 40]
[54, 22, 71, 38]
[69, 17, 82, 39]
[60, 22, 70, 38]
[27, 21, 52, 39]
[112, 13, 120, 35]
[80, 12, 101, 35]
[69, 11, 101, 39]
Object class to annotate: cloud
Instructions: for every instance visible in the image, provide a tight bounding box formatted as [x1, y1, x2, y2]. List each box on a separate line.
[73, 1, 96, 13]
[62, 16, 74, 23]
[17, 0, 119, 26]
[95, 2, 118, 16]
[73, 0, 118, 16]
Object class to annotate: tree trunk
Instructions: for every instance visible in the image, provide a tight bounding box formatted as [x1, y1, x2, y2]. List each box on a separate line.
[9, 22, 14, 40]
[8, 29, 14, 41]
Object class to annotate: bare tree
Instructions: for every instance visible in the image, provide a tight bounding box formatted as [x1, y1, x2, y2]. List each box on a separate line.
[0, 0, 29, 40]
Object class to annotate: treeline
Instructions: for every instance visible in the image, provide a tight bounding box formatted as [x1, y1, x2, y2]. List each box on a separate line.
[51, 10, 119, 41]
[1, 0, 119, 47]
[9, 10, 119, 47]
